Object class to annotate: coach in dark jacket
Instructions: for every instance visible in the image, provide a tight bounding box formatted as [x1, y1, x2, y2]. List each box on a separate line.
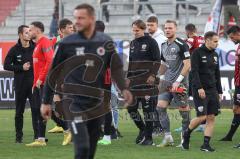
[4, 25, 35, 143]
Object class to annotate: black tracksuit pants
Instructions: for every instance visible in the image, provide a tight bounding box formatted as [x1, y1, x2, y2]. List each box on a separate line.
[15, 77, 33, 140]
[32, 86, 68, 139]
[32, 87, 46, 139]
[127, 96, 156, 139]
[70, 117, 103, 159]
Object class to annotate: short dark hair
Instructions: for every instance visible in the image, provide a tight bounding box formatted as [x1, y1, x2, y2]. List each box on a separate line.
[185, 23, 196, 32]
[165, 20, 177, 27]
[132, 20, 146, 30]
[204, 31, 218, 40]
[74, 3, 95, 16]
[227, 25, 240, 35]
[18, 25, 29, 34]
[147, 16, 158, 24]
[95, 20, 105, 32]
[59, 18, 73, 30]
[31, 21, 44, 32]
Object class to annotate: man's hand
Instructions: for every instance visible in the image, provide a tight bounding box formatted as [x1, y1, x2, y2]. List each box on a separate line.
[146, 75, 155, 85]
[125, 78, 131, 88]
[40, 104, 52, 120]
[23, 62, 31, 71]
[172, 81, 180, 91]
[219, 94, 222, 102]
[122, 89, 133, 107]
[36, 79, 42, 88]
[198, 88, 206, 99]
[53, 94, 61, 102]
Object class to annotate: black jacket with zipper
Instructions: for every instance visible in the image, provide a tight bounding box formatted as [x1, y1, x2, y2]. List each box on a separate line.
[4, 39, 35, 89]
[191, 44, 222, 94]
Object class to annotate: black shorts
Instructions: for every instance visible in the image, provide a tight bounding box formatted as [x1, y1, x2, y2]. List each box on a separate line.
[192, 88, 220, 117]
[234, 86, 240, 106]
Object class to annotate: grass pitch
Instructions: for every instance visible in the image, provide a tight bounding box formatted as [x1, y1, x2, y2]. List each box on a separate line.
[0, 109, 239, 159]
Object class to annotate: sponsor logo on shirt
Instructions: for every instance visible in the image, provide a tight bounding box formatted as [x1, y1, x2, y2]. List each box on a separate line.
[17, 55, 22, 62]
[170, 48, 176, 53]
[85, 60, 94, 67]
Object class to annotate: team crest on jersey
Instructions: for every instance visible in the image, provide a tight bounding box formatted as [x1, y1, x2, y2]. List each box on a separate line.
[198, 106, 204, 112]
[141, 44, 147, 51]
[171, 48, 176, 53]
[76, 47, 85, 56]
[213, 56, 218, 64]
[97, 47, 105, 56]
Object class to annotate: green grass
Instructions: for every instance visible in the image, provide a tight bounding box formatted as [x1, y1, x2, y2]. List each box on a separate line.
[0, 109, 240, 159]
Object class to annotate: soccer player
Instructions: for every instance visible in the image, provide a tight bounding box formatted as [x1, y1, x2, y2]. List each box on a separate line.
[24, 21, 53, 146]
[4, 25, 35, 143]
[48, 18, 74, 134]
[96, 20, 116, 145]
[146, 15, 167, 135]
[220, 26, 240, 148]
[185, 23, 204, 54]
[174, 23, 205, 133]
[127, 19, 160, 145]
[40, 4, 132, 159]
[156, 20, 191, 147]
[48, 18, 74, 146]
[182, 31, 222, 152]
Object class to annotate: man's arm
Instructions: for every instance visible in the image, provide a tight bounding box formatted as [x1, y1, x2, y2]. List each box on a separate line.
[4, 47, 24, 72]
[41, 43, 66, 120]
[172, 41, 190, 90]
[38, 41, 54, 83]
[191, 49, 202, 90]
[215, 54, 223, 94]
[42, 43, 65, 105]
[149, 38, 161, 76]
[179, 58, 191, 77]
[110, 52, 132, 105]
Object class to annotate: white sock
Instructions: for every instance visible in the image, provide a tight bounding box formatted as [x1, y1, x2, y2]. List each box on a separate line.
[38, 137, 45, 141]
[165, 132, 172, 138]
[200, 124, 206, 129]
[64, 129, 70, 133]
[103, 135, 111, 141]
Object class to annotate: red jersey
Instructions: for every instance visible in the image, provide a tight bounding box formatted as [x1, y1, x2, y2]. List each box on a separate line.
[186, 36, 204, 53]
[235, 45, 240, 86]
[33, 36, 54, 87]
[51, 37, 57, 46]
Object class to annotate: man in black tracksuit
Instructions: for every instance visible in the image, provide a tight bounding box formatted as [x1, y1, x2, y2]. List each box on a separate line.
[182, 31, 222, 152]
[40, 4, 132, 159]
[127, 20, 160, 145]
[4, 25, 35, 143]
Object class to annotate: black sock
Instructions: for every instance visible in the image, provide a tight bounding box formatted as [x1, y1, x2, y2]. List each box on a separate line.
[225, 114, 240, 139]
[204, 136, 211, 145]
[185, 127, 193, 136]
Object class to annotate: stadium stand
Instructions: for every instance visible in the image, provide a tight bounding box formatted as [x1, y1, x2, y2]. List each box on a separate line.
[0, 0, 213, 41]
[0, 0, 20, 26]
